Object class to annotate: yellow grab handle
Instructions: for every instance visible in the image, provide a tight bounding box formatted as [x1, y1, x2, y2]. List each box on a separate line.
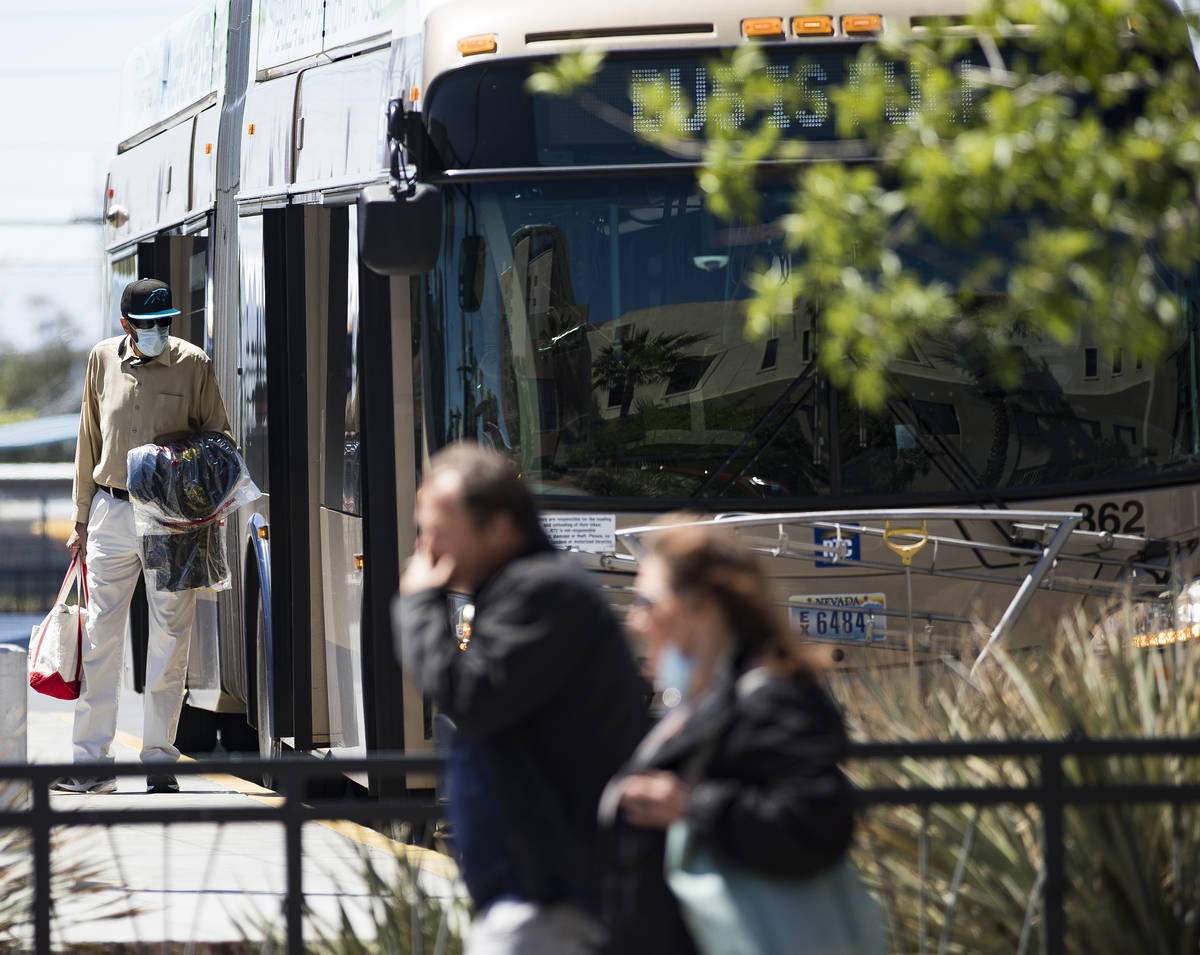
[884, 519, 928, 566]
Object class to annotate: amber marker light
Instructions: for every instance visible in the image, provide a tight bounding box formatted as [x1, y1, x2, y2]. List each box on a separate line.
[205, 143, 212, 155]
[458, 33, 497, 56]
[354, 554, 365, 570]
[1133, 623, 1200, 649]
[257, 525, 269, 540]
[793, 15, 833, 36]
[742, 17, 784, 38]
[843, 14, 883, 34]
[248, 123, 256, 135]
[410, 86, 420, 102]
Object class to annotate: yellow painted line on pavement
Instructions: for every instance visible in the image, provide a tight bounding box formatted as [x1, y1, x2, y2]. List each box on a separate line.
[318, 820, 459, 878]
[50, 711, 457, 878]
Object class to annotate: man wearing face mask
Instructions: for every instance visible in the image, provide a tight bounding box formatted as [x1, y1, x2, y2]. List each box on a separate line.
[53, 278, 232, 796]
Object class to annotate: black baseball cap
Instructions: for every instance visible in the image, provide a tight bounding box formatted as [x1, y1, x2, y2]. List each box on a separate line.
[121, 278, 181, 319]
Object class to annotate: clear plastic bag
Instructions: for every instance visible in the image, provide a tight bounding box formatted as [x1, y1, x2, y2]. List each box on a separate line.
[141, 523, 231, 592]
[126, 432, 260, 592]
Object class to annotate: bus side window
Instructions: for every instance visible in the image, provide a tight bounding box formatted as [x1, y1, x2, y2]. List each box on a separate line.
[323, 205, 362, 516]
[186, 233, 209, 353]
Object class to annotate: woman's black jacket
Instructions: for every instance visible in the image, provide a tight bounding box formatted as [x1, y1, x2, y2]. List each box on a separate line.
[599, 659, 854, 955]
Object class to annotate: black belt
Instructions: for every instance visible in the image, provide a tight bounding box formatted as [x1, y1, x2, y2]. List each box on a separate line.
[98, 485, 130, 501]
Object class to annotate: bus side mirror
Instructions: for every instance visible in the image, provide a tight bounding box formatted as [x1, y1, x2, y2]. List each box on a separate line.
[357, 183, 442, 276]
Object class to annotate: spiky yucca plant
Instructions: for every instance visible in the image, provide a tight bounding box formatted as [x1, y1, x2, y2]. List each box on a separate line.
[254, 836, 467, 955]
[305, 846, 465, 955]
[0, 796, 139, 949]
[832, 609, 1200, 955]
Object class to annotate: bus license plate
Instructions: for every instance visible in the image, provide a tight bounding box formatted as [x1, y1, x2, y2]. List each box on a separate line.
[789, 593, 886, 642]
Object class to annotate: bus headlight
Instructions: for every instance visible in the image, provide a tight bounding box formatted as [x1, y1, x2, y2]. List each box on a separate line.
[1132, 581, 1200, 649]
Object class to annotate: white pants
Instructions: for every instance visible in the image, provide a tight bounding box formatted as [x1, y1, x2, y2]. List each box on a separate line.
[74, 491, 195, 764]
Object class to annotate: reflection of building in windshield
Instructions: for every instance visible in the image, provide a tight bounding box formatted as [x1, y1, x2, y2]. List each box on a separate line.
[844, 326, 1182, 499]
[568, 300, 1188, 501]
[424, 179, 1200, 502]
[584, 300, 816, 496]
[498, 225, 591, 470]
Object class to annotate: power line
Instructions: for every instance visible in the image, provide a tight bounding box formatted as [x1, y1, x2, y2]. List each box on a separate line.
[0, 144, 107, 152]
[0, 68, 115, 76]
[0, 219, 103, 227]
[3, 9, 192, 18]
[0, 260, 100, 267]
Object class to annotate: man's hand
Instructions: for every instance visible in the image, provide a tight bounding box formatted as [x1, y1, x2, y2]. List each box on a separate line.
[66, 522, 88, 561]
[399, 541, 457, 596]
[618, 771, 692, 829]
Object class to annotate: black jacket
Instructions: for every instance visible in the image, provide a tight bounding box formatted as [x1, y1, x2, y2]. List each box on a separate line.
[393, 538, 649, 912]
[601, 659, 854, 954]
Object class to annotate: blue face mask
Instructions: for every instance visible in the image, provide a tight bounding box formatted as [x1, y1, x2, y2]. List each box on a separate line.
[132, 325, 169, 357]
[655, 645, 695, 707]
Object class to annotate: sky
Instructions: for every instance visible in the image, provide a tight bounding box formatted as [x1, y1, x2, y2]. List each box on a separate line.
[0, 1, 202, 354]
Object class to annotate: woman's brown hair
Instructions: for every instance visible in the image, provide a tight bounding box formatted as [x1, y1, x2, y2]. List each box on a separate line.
[641, 516, 820, 678]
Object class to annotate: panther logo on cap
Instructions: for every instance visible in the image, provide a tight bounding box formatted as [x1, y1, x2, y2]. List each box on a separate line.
[145, 288, 170, 308]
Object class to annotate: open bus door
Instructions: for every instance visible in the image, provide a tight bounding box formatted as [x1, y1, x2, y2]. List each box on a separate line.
[125, 232, 219, 748]
[248, 203, 411, 791]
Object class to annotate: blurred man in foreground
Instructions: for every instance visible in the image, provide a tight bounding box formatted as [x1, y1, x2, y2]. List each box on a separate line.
[393, 443, 647, 954]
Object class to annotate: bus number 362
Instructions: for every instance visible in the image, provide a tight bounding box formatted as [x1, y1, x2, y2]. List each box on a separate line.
[1073, 500, 1145, 535]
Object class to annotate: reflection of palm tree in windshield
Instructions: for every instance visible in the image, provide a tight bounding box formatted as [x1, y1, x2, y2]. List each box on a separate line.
[591, 327, 707, 419]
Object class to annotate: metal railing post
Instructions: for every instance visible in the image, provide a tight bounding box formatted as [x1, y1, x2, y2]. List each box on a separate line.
[32, 778, 52, 955]
[285, 765, 304, 955]
[0, 645, 27, 803]
[1, 643, 44, 955]
[1040, 751, 1065, 955]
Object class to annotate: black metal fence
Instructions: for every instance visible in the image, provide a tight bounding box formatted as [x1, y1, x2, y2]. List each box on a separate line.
[6, 739, 1200, 954]
[846, 737, 1200, 955]
[3, 755, 444, 955]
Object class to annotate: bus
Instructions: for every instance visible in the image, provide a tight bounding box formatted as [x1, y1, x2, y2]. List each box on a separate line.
[104, 0, 1200, 784]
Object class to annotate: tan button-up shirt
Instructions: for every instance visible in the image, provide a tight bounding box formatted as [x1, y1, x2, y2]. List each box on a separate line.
[71, 335, 233, 523]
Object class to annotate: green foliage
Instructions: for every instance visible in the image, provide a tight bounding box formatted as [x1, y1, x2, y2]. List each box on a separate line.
[535, 0, 1200, 408]
[0, 788, 138, 948]
[525, 49, 607, 98]
[834, 615, 1200, 953]
[0, 343, 85, 416]
[253, 840, 467, 955]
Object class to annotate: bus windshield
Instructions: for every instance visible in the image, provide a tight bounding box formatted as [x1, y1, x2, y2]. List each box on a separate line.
[418, 176, 1200, 504]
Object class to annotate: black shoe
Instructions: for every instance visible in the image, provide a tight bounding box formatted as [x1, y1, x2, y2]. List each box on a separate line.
[147, 774, 180, 794]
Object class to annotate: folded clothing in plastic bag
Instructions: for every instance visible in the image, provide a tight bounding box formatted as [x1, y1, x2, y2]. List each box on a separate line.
[127, 432, 260, 591]
[127, 431, 256, 532]
[142, 523, 230, 592]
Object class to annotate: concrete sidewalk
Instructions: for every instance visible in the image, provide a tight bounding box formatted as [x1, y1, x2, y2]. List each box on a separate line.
[18, 680, 462, 949]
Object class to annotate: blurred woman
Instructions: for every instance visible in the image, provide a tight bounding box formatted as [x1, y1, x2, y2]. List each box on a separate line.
[599, 518, 859, 955]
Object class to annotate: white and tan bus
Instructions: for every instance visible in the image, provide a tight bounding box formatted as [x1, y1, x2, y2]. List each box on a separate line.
[104, 0, 1200, 784]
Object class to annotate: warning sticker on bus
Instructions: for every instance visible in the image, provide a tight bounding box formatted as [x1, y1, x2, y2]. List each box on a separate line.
[789, 593, 886, 642]
[541, 513, 616, 553]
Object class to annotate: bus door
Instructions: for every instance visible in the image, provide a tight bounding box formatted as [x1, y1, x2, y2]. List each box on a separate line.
[249, 202, 409, 779]
[312, 204, 366, 762]
[308, 202, 412, 783]
[125, 230, 223, 710]
[251, 204, 323, 753]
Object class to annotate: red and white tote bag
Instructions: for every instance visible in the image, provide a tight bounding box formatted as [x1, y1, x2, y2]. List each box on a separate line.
[28, 556, 87, 700]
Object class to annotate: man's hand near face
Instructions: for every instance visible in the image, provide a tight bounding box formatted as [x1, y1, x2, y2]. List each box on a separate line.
[399, 538, 457, 595]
